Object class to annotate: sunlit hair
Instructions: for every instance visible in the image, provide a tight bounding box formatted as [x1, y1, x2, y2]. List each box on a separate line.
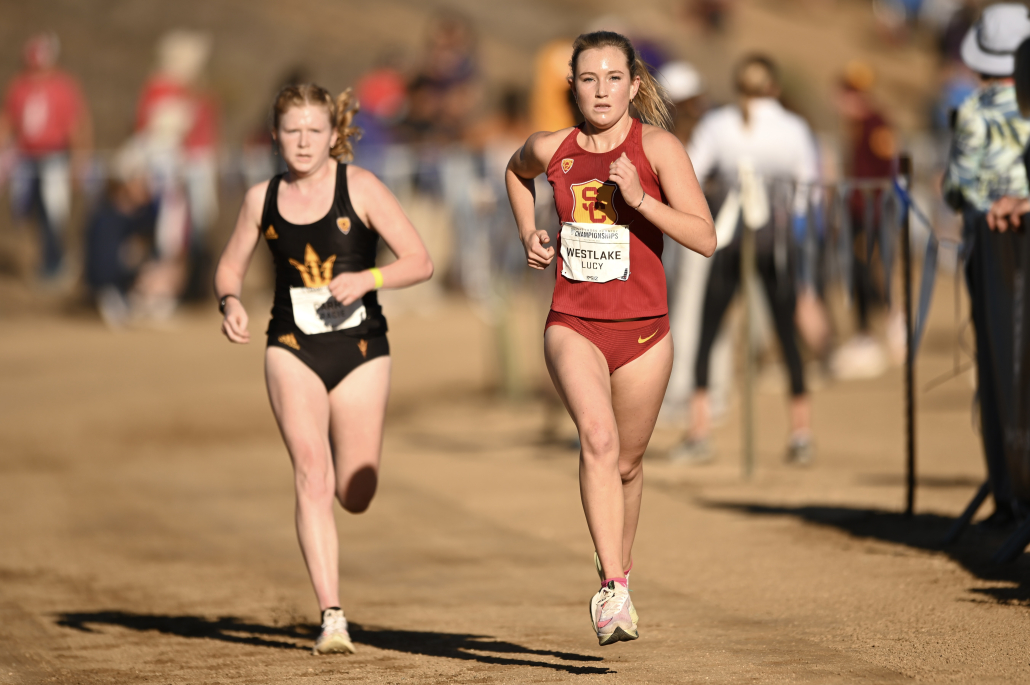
[272, 83, 362, 162]
[569, 31, 673, 131]
[733, 54, 779, 124]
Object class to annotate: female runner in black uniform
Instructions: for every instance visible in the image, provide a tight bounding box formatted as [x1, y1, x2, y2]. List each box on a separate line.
[214, 84, 433, 655]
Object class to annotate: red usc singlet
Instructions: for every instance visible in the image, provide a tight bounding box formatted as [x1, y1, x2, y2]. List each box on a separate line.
[546, 117, 668, 320]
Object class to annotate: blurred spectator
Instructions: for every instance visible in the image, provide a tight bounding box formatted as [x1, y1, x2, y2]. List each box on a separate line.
[830, 60, 896, 379]
[401, 13, 480, 144]
[134, 30, 218, 302]
[657, 60, 717, 423]
[0, 32, 92, 281]
[669, 54, 819, 466]
[943, 2, 1030, 528]
[466, 87, 534, 282]
[530, 39, 578, 132]
[351, 63, 408, 182]
[684, 0, 736, 33]
[657, 61, 706, 147]
[84, 144, 158, 327]
[135, 31, 218, 238]
[937, 0, 978, 62]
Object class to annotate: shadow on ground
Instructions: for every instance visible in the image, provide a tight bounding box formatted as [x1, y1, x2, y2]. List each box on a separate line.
[55, 611, 611, 675]
[700, 501, 1030, 605]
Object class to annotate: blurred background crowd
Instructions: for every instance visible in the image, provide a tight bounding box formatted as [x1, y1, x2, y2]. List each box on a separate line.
[0, 0, 996, 420]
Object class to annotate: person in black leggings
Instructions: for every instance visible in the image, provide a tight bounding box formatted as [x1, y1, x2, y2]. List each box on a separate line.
[668, 54, 815, 465]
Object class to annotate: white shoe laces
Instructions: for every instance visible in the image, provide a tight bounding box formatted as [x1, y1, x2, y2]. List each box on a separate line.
[321, 609, 348, 636]
[598, 585, 627, 621]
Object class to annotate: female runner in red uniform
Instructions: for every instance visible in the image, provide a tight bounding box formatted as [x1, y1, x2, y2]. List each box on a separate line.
[506, 31, 716, 645]
[215, 85, 433, 654]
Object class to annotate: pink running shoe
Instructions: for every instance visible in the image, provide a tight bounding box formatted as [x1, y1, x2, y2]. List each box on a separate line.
[594, 552, 637, 628]
[589, 580, 638, 646]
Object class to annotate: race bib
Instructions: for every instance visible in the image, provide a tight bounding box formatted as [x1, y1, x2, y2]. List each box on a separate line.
[560, 222, 630, 283]
[289, 286, 366, 334]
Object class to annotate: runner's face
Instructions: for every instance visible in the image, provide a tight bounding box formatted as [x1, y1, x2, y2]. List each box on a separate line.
[572, 47, 640, 129]
[276, 105, 338, 175]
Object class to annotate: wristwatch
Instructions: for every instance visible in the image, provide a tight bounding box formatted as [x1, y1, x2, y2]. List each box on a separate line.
[219, 294, 238, 314]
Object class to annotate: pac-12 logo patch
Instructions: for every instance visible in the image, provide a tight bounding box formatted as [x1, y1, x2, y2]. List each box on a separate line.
[571, 179, 619, 224]
[337, 217, 352, 235]
[561, 158, 574, 174]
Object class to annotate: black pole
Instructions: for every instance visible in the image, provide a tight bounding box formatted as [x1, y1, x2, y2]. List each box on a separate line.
[899, 154, 916, 517]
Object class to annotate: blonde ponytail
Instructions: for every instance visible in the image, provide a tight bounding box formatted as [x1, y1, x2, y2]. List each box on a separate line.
[329, 88, 361, 162]
[272, 83, 363, 162]
[569, 31, 673, 131]
[631, 57, 673, 131]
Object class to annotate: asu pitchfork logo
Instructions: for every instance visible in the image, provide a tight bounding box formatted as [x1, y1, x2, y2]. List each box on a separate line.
[571, 179, 619, 224]
[289, 244, 336, 287]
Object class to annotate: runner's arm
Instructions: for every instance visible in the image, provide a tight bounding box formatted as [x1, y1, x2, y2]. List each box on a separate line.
[634, 126, 716, 256]
[214, 181, 265, 343]
[506, 130, 566, 269]
[334, 165, 433, 306]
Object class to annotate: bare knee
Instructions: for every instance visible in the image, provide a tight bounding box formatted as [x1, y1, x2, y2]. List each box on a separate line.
[619, 453, 644, 483]
[337, 465, 378, 514]
[293, 449, 334, 507]
[579, 423, 619, 468]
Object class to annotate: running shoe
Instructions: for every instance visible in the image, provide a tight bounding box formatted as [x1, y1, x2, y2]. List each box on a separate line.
[589, 580, 638, 646]
[594, 552, 637, 627]
[667, 438, 713, 465]
[313, 607, 356, 655]
[785, 435, 814, 466]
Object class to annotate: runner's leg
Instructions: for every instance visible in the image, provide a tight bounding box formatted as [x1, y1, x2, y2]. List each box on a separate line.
[610, 334, 673, 572]
[544, 325, 624, 580]
[265, 347, 339, 610]
[328, 356, 391, 513]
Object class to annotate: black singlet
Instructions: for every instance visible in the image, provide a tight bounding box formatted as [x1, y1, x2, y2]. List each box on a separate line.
[260, 163, 389, 390]
[261, 163, 387, 338]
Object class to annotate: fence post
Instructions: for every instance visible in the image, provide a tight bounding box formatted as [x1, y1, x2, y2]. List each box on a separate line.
[741, 216, 756, 480]
[899, 154, 916, 516]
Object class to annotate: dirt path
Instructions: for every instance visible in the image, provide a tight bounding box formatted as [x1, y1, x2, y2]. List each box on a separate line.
[1, 281, 1029, 684]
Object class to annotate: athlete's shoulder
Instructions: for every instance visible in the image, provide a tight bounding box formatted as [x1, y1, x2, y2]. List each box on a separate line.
[530, 126, 576, 158]
[344, 163, 382, 193]
[244, 178, 272, 209]
[640, 123, 683, 148]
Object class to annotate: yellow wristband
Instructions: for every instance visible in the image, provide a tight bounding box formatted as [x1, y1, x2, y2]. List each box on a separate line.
[369, 267, 384, 290]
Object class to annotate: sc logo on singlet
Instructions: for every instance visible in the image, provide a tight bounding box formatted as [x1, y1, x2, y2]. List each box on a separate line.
[571, 179, 619, 225]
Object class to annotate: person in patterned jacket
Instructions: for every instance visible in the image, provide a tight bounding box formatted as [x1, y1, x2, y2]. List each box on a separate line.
[943, 2, 1030, 529]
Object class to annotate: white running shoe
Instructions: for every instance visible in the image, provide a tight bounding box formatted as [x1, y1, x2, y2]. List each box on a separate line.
[313, 607, 356, 655]
[589, 580, 638, 646]
[594, 552, 637, 627]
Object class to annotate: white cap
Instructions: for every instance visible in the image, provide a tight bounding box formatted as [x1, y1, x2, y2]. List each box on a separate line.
[656, 61, 703, 102]
[961, 3, 1030, 76]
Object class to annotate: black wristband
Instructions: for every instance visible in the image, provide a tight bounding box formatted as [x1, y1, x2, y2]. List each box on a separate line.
[218, 294, 239, 314]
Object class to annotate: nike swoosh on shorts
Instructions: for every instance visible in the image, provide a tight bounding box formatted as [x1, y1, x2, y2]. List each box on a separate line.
[638, 330, 658, 344]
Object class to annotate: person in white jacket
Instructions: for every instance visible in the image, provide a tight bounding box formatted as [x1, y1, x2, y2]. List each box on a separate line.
[669, 54, 819, 465]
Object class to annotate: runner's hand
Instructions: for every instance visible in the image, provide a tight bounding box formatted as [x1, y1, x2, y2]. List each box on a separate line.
[608, 152, 645, 209]
[329, 271, 374, 306]
[221, 299, 250, 344]
[522, 229, 554, 269]
[987, 195, 1030, 232]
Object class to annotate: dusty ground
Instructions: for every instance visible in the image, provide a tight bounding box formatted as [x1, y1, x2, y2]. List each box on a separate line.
[1, 274, 1029, 685]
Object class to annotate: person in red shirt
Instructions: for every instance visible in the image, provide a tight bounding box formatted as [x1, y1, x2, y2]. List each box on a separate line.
[831, 61, 897, 379]
[506, 31, 715, 646]
[134, 31, 219, 247]
[0, 32, 91, 279]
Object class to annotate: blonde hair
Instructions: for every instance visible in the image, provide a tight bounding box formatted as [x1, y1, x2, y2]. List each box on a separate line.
[272, 83, 362, 162]
[569, 31, 673, 131]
